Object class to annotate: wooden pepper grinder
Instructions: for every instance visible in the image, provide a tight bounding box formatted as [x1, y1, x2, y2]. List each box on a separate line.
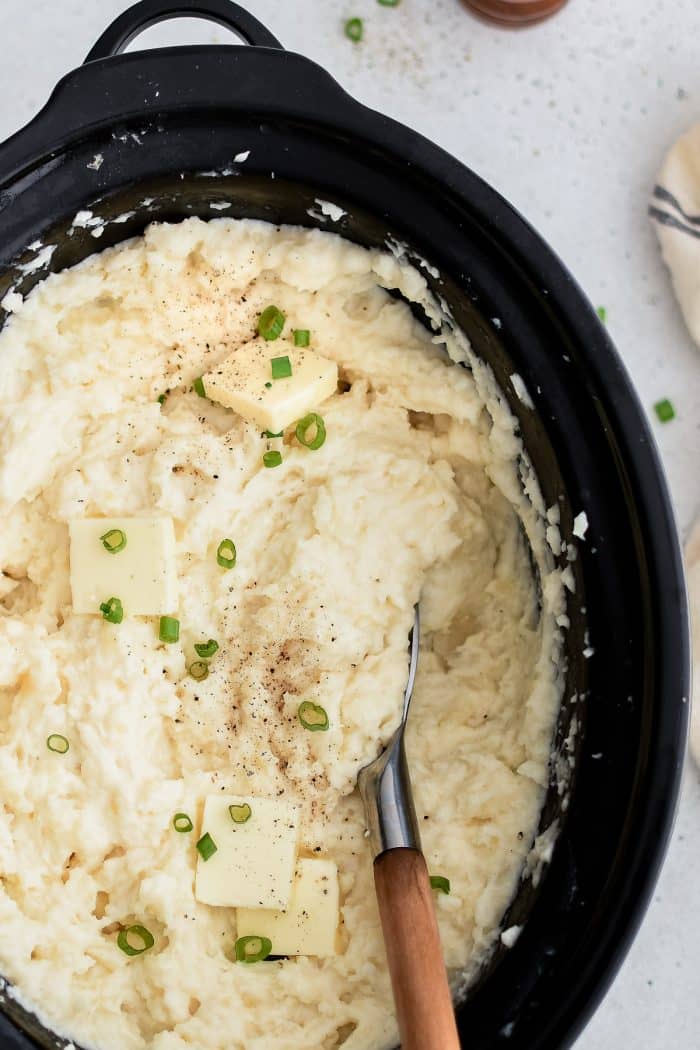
[462, 0, 567, 24]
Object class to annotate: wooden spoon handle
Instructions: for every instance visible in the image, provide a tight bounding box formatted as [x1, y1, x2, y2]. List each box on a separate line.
[374, 847, 461, 1050]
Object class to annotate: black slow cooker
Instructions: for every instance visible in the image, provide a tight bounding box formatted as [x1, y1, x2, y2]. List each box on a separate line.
[0, 2, 690, 1047]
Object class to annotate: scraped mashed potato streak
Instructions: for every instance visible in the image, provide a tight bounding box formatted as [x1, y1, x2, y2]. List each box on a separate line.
[0, 218, 565, 1050]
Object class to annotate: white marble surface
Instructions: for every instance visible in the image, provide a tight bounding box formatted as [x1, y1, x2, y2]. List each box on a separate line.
[0, 0, 698, 1046]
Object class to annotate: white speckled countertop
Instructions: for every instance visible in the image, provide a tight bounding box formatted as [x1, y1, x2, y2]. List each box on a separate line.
[0, 1, 698, 1046]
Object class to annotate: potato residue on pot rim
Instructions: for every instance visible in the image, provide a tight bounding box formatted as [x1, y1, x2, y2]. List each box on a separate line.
[0, 217, 567, 1050]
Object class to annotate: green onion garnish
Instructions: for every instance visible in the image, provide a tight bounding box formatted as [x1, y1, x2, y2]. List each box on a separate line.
[295, 413, 326, 451]
[297, 701, 329, 732]
[173, 812, 193, 833]
[196, 832, 218, 861]
[293, 329, 310, 347]
[234, 935, 272, 964]
[216, 538, 236, 569]
[271, 355, 292, 380]
[189, 660, 209, 681]
[159, 616, 180, 644]
[99, 597, 123, 624]
[46, 734, 69, 754]
[654, 398, 675, 423]
[117, 924, 155, 957]
[263, 450, 282, 468]
[157, 393, 167, 405]
[596, 306, 607, 323]
[345, 17, 363, 41]
[429, 875, 451, 895]
[265, 382, 273, 389]
[193, 376, 206, 397]
[100, 528, 127, 554]
[229, 802, 252, 824]
[258, 305, 286, 341]
[378, 0, 401, 5]
[194, 639, 219, 659]
[264, 429, 283, 438]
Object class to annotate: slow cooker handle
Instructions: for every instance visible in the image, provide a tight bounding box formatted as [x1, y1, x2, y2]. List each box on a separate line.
[84, 0, 283, 63]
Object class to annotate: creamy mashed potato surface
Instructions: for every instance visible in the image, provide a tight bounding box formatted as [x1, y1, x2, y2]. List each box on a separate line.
[0, 218, 565, 1050]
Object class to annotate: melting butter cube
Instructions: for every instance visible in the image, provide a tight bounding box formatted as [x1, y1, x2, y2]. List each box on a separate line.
[195, 795, 300, 910]
[69, 517, 177, 616]
[236, 858, 339, 957]
[202, 337, 337, 433]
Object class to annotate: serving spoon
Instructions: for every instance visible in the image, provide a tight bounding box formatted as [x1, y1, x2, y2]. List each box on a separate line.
[358, 606, 460, 1050]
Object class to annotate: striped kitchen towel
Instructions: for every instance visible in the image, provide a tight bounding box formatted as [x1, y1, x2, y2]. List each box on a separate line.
[650, 122, 700, 349]
[650, 124, 700, 768]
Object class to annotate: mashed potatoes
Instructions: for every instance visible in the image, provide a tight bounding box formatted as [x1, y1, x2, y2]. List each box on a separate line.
[0, 218, 565, 1050]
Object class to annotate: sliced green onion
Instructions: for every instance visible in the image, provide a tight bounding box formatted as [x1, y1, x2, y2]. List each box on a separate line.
[117, 924, 154, 957]
[345, 17, 363, 41]
[378, 0, 401, 5]
[157, 392, 167, 405]
[100, 528, 127, 554]
[654, 398, 675, 423]
[264, 381, 273, 389]
[596, 306, 607, 323]
[194, 639, 219, 659]
[173, 812, 193, 833]
[271, 355, 292, 380]
[193, 376, 206, 398]
[46, 734, 69, 754]
[189, 660, 209, 681]
[229, 802, 252, 824]
[293, 329, 310, 347]
[263, 429, 283, 438]
[295, 413, 326, 451]
[263, 450, 282, 468]
[159, 615, 180, 643]
[196, 832, 218, 861]
[100, 597, 124, 624]
[297, 700, 329, 732]
[430, 875, 451, 895]
[216, 538, 237, 569]
[234, 935, 272, 964]
[258, 305, 286, 341]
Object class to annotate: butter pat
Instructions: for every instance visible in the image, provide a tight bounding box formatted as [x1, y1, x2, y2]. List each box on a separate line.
[202, 337, 337, 432]
[236, 858, 339, 957]
[195, 795, 300, 910]
[69, 517, 177, 616]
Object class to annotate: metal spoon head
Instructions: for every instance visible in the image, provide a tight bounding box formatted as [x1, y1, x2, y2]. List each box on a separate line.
[358, 605, 421, 858]
[401, 605, 420, 722]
